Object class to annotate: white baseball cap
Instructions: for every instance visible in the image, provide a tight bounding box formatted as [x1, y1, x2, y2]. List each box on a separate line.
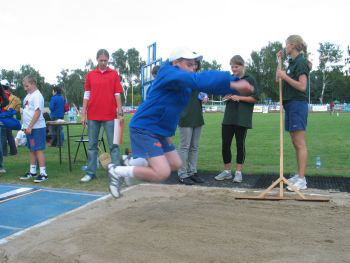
[168, 47, 203, 62]
[0, 79, 9, 86]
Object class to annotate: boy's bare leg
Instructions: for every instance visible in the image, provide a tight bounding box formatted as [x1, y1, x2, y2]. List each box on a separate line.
[164, 150, 182, 171]
[133, 155, 171, 182]
[29, 151, 37, 165]
[35, 150, 46, 167]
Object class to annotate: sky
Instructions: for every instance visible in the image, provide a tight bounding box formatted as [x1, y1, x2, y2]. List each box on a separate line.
[1, 0, 349, 84]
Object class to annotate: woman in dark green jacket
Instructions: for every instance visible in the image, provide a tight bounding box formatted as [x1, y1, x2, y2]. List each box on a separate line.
[215, 55, 259, 183]
[276, 35, 312, 191]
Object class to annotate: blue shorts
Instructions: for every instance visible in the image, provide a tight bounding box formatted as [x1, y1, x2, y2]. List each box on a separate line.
[130, 127, 176, 159]
[284, 100, 308, 132]
[26, 128, 46, 151]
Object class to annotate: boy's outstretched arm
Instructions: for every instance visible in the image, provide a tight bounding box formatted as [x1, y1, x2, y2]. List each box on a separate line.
[230, 79, 254, 96]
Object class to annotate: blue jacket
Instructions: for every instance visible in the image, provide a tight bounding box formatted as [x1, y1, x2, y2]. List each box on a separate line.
[0, 109, 21, 130]
[49, 95, 65, 118]
[130, 61, 239, 137]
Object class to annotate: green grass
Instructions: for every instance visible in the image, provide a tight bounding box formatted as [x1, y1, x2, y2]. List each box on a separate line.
[1, 112, 349, 192]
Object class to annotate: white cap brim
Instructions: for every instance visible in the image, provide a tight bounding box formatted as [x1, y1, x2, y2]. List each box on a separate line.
[169, 47, 203, 62]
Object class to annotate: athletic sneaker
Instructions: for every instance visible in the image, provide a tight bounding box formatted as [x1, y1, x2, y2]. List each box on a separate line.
[20, 172, 37, 180]
[179, 177, 195, 185]
[190, 173, 204, 183]
[34, 174, 48, 183]
[214, 170, 232, 181]
[0, 168, 6, 173]
[80, 174, 95, 183]
[287, 177, 307, 191]
[107, 164, 122, 198]
[233, 171, 242, 183]
[287, 174, 300, 184]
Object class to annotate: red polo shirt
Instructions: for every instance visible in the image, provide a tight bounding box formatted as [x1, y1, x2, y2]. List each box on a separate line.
[85, 67, 123, 120]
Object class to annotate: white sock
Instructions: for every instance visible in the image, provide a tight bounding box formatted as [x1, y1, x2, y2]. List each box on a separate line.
[129, 157, 148, 167]
[115, 166, 134, 177]
[235, 171, 242, 174]
[30, 165, 37, 174]
[40, 167, 47, 176]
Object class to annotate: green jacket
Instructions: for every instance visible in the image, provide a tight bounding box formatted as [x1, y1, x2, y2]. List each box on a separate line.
[222, 74, 259, 129]
[283, 53, 310, 102]
[178, 90, 204, 128]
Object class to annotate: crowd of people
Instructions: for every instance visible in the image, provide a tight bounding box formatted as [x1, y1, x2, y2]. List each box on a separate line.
[0, 34, 312, 197]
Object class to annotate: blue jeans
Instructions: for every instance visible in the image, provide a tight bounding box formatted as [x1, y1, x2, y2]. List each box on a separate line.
[86, 120, 120, 176]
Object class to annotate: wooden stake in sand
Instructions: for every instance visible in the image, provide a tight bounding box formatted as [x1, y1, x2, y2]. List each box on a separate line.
[236, 53, 329, 202]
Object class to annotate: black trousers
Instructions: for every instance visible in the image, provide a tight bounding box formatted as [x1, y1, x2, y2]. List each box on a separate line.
[2, 127, 17, 156]
[221, 124, 247, 165]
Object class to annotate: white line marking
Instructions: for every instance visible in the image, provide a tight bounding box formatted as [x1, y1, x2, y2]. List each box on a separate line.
[0, 188, 33, 199]
[0, 185, 138, 245]
[42, 189, 104, 197]
[0, 225, 23, 231]
[0, 190, 42, 204]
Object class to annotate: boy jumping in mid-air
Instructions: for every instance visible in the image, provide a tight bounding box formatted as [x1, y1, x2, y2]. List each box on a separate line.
[107, 47, 254, 198]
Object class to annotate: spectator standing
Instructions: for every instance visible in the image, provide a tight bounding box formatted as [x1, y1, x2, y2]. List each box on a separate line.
[0, 80, 9, 173]
[329, 101, 335, 115]
[2, 80, 20, 156]
[19, 75, 48, 182]
[215, 55, 259, 183]
[80, 49, 124, 182]
[178, 59, 208, 185]
[276, 35, 312, 191]
[49, 86, 65, 147]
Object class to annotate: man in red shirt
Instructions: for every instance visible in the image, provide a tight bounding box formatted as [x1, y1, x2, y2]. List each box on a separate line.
[80, 49, 124, 182]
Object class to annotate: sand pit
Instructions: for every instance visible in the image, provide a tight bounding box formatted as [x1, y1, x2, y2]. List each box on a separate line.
[1, 184, 350, 263]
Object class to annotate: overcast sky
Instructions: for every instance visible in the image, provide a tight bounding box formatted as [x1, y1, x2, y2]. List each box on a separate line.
[1, 0, 349, 84]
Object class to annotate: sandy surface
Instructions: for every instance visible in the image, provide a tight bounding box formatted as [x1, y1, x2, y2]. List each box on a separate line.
[1, 184, 350, 263]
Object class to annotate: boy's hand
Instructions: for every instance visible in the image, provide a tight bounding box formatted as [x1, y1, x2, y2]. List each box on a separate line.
[231, 95, 240, 102]
[24, 127, 32, 135]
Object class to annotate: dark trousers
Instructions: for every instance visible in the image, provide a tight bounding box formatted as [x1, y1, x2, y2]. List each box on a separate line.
[221, 124, 247, 165]
[1, 127, 17, 156]
[50, 117, 63, 147]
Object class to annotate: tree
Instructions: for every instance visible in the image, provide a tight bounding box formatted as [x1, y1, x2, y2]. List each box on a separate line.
[11, 65, 48, 102]
[200, 59, 222, 101]
[317, 42, 343, 103]
[246, 41, 283, 102]
[57, 69, 87, 107]
[201, 59, 221, 71]
[111, 48, 144, 106]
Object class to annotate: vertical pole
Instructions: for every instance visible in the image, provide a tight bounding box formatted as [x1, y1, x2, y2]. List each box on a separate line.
[278, 56, 284, 197]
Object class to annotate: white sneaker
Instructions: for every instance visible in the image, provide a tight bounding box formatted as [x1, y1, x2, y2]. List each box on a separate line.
[287, 174, 299, 184]
[233, 171, 242, 183]
[214, 170, 232, 181]
[80, 174, 95, 183]
[0, 168, 6, 173]
[287, 177, 307, 191]
[107, 164, 122, 198]
[122, 155, 129, 166]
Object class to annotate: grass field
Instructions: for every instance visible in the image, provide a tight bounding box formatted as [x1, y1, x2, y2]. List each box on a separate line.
[0, 112, 349, 192]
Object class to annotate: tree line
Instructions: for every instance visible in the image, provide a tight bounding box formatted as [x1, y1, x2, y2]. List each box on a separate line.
[1, 42, 349, 107]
